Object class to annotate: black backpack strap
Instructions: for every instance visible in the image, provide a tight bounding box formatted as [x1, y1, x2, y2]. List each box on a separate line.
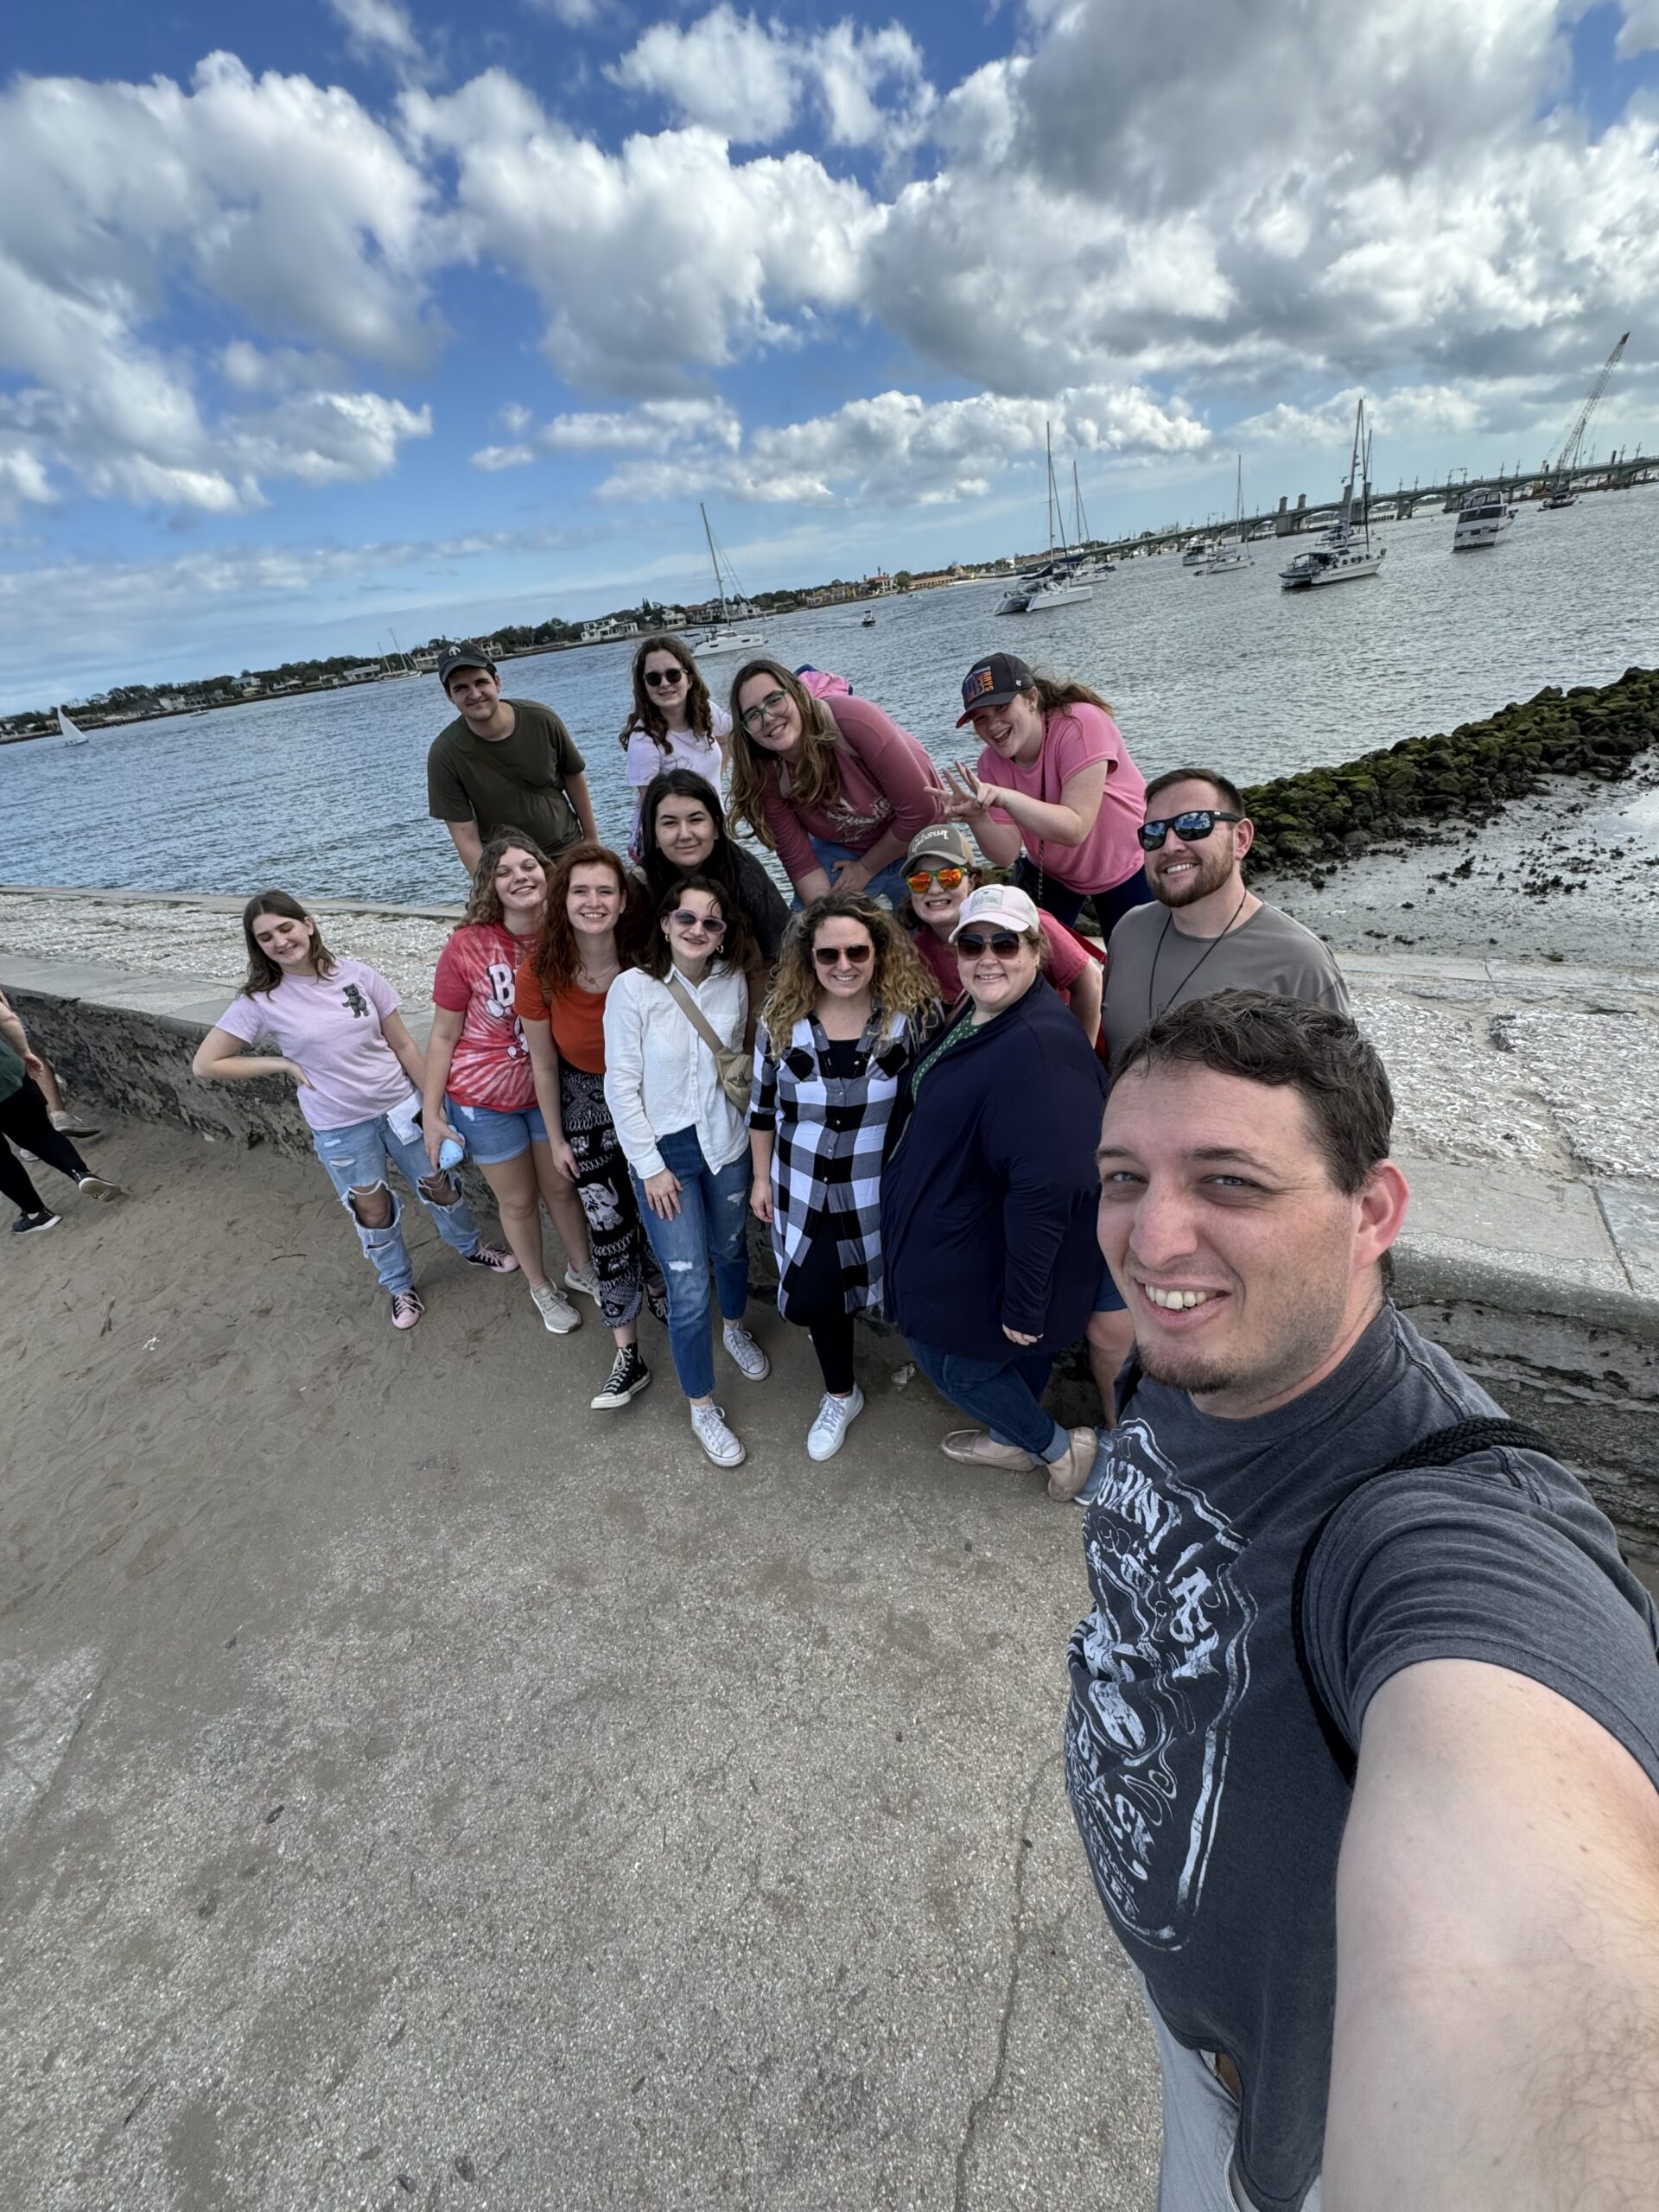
[1290, 1417, 1557, 1786]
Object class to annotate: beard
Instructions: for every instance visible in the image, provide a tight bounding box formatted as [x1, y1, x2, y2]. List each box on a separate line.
[1152, 842, 1234, 907]
[1132, 1273, 1355, 1410]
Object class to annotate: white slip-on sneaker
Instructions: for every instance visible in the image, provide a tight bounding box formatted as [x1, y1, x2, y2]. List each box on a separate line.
[690, 1402, 746, 1467]
[807, 1384, 864, 1462]
[721, 1322, 771, 1381]
[530, 1281, 582, 1334]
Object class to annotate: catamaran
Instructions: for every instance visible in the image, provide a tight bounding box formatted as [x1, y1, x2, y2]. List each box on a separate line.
[1280, 401, 1386, 591]
[997, 424, 1094, 614]
[691, 505, 766, 658]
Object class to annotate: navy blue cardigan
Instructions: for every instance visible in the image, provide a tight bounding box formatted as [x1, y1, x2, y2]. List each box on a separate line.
[880, 976, 1108, 1359]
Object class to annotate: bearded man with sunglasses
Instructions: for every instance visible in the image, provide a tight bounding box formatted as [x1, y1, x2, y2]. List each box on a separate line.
[1091, 772, 1349, 1427]
[1101, 771, 1349, 1070]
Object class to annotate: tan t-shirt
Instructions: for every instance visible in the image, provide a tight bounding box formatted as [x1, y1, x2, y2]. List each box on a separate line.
[427, 700, 586, 856]
[1102, 899, 1350, 1068]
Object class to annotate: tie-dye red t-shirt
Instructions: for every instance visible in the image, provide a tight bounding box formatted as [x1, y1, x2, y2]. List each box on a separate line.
[431, 923, 537, 1110]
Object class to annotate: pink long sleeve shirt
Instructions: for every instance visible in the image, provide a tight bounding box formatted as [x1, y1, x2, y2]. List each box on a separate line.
[760, 694, 944, 888]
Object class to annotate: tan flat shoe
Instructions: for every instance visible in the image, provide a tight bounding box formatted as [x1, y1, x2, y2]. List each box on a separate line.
[1046, 1426, 1102, 1502]
[941, 1429, 1036, 1470]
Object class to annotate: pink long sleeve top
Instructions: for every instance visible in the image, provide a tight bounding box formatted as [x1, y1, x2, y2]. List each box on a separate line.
[760, 694, 944, 888]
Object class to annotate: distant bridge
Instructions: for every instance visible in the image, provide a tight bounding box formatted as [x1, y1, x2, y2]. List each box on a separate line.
[1089, 450, 1657, 561]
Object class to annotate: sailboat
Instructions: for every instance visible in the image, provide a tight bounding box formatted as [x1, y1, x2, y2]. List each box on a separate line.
[1070, 462, 1115, 582]
[1193, 458, 1252, 575]
[58, 705, 90, 746]
[690, 505, 766, 658]
[1014, 426, 1093, 614]
[1279, 401, 1386, 591]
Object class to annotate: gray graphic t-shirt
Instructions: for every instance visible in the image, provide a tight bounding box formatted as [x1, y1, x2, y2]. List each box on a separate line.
[1064, 1306, 1659, 2212]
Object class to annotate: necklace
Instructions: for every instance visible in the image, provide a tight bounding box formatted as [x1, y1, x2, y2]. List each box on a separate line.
[1147, 889, 1250, 1026]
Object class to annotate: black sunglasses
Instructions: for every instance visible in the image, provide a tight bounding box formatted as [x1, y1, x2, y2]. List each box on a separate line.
[956, 930, 1027, 957]
[1137, 809, 1243, 851]
[644, 667, 687, 688]
[813, 941, 874, 968]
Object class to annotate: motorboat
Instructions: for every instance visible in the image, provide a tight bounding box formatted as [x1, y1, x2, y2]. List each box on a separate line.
[1281, 400, 1386, 592]
[1182, 537, 1217, 566]
[692, 503, 765, 659]
[1452, 488, 1516, 550]
[1193, 459, 1253, 575]
[861, 611, 877, 627]
[1247, 519, 1275, 541]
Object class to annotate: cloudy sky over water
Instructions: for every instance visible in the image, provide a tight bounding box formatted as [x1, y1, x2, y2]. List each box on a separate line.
[3, 0, 1657, 706]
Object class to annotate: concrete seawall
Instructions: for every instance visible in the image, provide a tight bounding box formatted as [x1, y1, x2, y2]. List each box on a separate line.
[3, 900, 1656, 1562]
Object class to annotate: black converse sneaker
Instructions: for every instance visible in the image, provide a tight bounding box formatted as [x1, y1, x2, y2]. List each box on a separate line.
[590, 1344, 651, 1409]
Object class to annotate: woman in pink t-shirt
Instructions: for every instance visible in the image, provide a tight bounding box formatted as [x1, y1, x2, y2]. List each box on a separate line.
[727, 659, 944, 907]
[423, 833, 597, 1338]
[191, 891, 517, 1331]
[940, 652, 1153, 941]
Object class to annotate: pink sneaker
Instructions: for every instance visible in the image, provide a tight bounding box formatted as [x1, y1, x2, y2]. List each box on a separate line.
[464, 1242, 519, 1274]
[391, 1289, 425, 1330]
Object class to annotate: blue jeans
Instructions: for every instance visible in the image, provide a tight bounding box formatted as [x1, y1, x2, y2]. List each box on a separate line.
[906, 1337, 1069, 1462]
[312, 1113, 481, 1294]
[632, 1127, 751, 1399]
[803, 836, 911, 911]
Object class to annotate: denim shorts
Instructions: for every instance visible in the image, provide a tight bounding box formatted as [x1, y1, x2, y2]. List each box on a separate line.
[448, 1096, 549, 1165]
[1094, 1257, 1128, 1314]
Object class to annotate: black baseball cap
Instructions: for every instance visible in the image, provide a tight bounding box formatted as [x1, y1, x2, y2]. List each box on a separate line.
[437, 642, 496, 690]
[957, 652, 1035, 727]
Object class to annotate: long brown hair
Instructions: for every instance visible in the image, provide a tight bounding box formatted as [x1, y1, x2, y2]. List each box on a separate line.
[526, 842, 639, 997]
[461, 830, 555, 930]
[619, 632, 715, 754]
[726, 658, 843, 849]
[638, 874, 759, 983]
[239, 890, 339, 996]
[760, 892, 936, 1042]
[1028, 670, 1114, 717]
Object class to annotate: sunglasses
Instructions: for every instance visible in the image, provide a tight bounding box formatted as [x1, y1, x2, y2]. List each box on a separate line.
[1137, 809, 1243, 851]
[904, 865, 967, 893]
[643, 667, 687, 689]
[670, 911, 725, 935]
[814, 941, 874, 968]
[956, 931, 1028, 958]
[738, 688, 790, 734]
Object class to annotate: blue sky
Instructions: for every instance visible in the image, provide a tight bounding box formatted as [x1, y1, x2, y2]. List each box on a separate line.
[2, 0, 1656, 708]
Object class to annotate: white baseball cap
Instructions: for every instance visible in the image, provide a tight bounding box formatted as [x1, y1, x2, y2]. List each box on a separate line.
[949, 882, 1042, 941]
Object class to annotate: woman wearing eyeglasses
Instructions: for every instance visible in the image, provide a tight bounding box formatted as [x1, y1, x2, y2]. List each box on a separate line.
[881, 881, 1103, 1501]
[899, 823, 1103, 1048]
[604, 878, 772, 1467]
[938, 652, 1152, 943]
[620, 634, 733, 859]
[728, 659, 944, 908]
[749, 893, 938, 1461]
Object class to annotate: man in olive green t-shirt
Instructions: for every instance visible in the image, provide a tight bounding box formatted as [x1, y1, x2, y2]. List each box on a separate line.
[426, 642, 598, 877]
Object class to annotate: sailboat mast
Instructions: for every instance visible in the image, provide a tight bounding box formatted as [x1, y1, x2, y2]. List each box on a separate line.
[1072, 461, 1090, 547]
[1045, 424, 1056, 555]
[700, 501, 729, 621]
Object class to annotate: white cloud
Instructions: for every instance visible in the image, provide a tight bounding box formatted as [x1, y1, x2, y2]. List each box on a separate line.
[608, 7, 933, 148]
[1616, 0, 1659, 56]
[471, 442, 537, 470]
[325, 0, 423, 69]
[541, 397, 742, 453]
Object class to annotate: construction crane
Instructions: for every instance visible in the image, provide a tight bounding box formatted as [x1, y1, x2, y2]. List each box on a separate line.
[1543, 333, 1629, 504]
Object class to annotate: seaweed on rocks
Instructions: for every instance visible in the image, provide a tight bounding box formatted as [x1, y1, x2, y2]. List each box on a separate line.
[1243, 667, 1659, 880]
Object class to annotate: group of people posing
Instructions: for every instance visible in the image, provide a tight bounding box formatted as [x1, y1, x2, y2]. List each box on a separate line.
[190, 633, 1347, 1479]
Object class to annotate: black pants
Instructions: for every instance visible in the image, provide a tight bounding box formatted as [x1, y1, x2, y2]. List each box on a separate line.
[787, 1230, 857, 1395]
[1012, 853, 1153, 941]
[0, 1077, 89, 1214]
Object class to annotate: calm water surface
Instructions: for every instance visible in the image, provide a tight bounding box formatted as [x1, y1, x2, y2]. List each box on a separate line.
[3, 486, 1656, 903]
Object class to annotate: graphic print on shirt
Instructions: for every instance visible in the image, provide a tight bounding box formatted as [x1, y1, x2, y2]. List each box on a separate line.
[1064, 1414, 1256, 1948]
[483, 960, 524, 1042]
[341, 983, 372, 1019]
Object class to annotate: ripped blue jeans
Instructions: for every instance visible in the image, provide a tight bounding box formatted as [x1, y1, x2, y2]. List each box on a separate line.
[631, 1126, 751, 1399]
[311, 1113, 481, 1294]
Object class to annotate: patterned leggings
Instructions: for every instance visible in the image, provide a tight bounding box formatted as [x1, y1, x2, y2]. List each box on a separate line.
[558, 1062, 654, 1331]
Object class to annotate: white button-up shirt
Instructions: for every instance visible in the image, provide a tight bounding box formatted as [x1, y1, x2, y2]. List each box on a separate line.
[602, 963, 751, 1179]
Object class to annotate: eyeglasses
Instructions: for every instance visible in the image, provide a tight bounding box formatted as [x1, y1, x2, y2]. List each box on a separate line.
[643, 667, 686, 689]
[956, 931, 1027, 958]
[813, 942, 874, 969]
[904, 865, 967, 893]
[738, 689, 789, 734]
[1137, 810, 1243, 851]
[670, 911, 725, 935]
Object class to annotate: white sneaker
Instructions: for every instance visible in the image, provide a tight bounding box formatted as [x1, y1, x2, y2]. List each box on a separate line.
[690, 1402, 746, 1467]
[807, 1384, 864, 1461]
[563, 1261, 601, 1303]
[721, 1322, 771, 1382]
[530, 1281, 581, 1335]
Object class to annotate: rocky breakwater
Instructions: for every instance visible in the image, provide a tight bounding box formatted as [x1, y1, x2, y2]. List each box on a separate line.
[1243, 665, 1659, 888]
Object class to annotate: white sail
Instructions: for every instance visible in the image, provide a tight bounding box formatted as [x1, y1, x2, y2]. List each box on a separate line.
[58, 705, 89, 745]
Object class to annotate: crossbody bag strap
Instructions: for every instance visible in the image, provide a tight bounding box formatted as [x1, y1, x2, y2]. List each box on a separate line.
[665, 972, 729, 1057]
[1289, 1415, 1558, 1785]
